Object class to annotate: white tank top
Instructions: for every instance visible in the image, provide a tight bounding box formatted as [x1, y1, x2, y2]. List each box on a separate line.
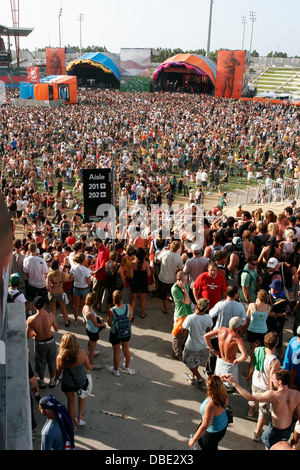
[253, 354, 277, 390]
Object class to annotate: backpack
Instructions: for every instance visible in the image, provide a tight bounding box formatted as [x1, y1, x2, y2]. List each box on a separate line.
[7, 291, 22, 303]
[237, 268, 254, 290]
[210, 244, 223, 261]
[62, 220, 70, 232]
[234, 249, 246, 271]
[153, 239, 167, 264]
[112, 304, 131, 339]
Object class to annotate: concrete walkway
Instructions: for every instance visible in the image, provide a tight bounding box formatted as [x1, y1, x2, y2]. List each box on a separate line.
[29, 289, 296, 451]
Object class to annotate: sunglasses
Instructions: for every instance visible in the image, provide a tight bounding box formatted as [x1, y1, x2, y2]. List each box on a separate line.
[250, 262, 258, 266]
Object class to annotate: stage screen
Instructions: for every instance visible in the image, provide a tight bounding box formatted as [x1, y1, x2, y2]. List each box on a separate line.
[120, 48, 151, 92]
[215, 50, 246, 99]
[46, 48, 66, 76]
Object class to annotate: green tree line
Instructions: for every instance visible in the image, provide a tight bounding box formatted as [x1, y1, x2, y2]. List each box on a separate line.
[22, 46, 299, 60]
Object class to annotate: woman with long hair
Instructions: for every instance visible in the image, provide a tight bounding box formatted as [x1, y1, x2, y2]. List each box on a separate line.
[264, 210, 276, 226]
[43, 218, 53, 238]
[104, 250, 125, 306]
[55, 333, 92, 430]
[241, 229, 254, 261]
[129, 247, 151, 319]
[246, 289, 271, 373]
[107, 290, 135, 376]
[82, 292, 106, 369]
[257, 235, 281, 267]
[121, 244, 135, 287]
[189, 375, 229, 450]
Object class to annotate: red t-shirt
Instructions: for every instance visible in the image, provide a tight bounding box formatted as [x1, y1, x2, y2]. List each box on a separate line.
[66, 236, 76, 247]
[193, 272, 227, 309]
[95, 245, 109, 281]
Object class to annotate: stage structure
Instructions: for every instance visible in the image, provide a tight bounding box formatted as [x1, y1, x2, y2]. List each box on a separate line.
[120, 48, 151, 92]
[67, 52, 120, 89]
[152, 53, 216, 95]
[0, 23, 33, 66]
[19, 75, 77, 105]
[215, 50, 250, 99]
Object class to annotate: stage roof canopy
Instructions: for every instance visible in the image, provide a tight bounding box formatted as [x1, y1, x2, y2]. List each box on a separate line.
[67, 52, 120, 81]
[0, 24, 33, 37]
[153, 53, 217, 86]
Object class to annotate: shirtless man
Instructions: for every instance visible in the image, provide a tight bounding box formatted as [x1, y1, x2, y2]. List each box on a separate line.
[223, 369, 300, 449]
[204, 316, 248, 390]
[26, 296, 59, 389]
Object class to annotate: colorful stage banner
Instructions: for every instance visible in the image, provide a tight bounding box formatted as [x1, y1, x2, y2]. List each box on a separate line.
[120, 48, 151, 92]
[46, 48, 66, 76]
[215, 50, 246, 99]
[27, 67, 40, 83]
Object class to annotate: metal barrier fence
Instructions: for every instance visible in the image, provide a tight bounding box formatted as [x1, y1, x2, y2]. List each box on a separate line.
[226, 177, 300, 207]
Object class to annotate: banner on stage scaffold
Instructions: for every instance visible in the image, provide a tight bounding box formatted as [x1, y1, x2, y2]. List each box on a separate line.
[215, 50, 247, 100]
[46, 48, 66, 76]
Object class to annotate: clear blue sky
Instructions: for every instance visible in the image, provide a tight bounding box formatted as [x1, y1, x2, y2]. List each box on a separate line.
[0, 0, 299, 57]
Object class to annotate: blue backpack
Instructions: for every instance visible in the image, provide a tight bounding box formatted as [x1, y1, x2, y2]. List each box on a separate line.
[112, 304, 131, 339]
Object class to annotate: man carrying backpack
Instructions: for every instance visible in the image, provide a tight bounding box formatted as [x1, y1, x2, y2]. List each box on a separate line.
[7, 273, 26, 304]
[239, 255, 261, 311]
[59, 214, 71, 243]
[227, 237, 246, 286]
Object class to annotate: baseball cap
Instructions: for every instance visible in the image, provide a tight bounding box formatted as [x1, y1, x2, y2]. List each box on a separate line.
[191, 243, 202, 253]
[43, 253, 52, 261]
[9, 273, 20, 287]
[269, 279, 282, 290]
[267, 257, 278, 269]
[229, 317, 247, 329]
[297, 326, 300, 336]
[232, 236, 243, 248]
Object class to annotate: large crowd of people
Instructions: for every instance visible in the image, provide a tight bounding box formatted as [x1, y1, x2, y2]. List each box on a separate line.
[3, 87, 300, 450]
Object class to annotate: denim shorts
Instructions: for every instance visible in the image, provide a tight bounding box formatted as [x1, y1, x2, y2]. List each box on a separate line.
[261, 422, 293, 449]
[73, 287, 90, 298]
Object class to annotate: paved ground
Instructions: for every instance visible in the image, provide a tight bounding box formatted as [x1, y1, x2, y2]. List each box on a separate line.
[29, 287, 296, 451]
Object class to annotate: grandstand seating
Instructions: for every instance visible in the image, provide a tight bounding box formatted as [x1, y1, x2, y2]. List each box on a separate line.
[254, 66, 300, 100]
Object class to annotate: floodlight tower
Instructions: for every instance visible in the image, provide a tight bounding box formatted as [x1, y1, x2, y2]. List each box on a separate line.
[241, 16, 247, 50]
[58, 7, 62, 48]
[206, 0, 214, 58]
[10, 0, 20, 66]
[78, 13, 84, 56]
[249, 10, 257, 53]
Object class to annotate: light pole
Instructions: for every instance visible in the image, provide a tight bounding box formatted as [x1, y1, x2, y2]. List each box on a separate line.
[58, 7, 62, 48]
[249, 10, 257, 54]
[241, 16, 247, 50]
[78, 13, 84, 56]
[206, 0, 214, 58]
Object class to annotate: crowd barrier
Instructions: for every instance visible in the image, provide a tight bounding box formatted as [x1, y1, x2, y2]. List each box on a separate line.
[226, 177, 300, 207]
